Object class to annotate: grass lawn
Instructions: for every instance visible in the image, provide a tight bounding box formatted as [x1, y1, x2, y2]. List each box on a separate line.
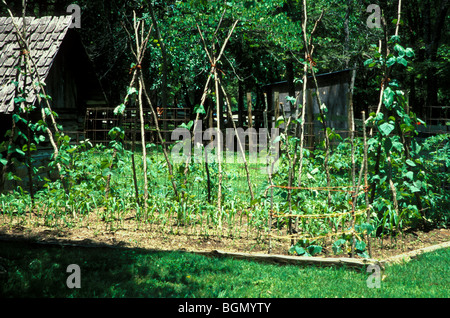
[0, 240, 448, 298]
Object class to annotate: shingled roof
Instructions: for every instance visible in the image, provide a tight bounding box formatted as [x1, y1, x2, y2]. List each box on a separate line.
[0, 15, 73, 114]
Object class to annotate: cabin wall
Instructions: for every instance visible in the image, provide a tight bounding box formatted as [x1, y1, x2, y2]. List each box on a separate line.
[265, 71, 351, 146]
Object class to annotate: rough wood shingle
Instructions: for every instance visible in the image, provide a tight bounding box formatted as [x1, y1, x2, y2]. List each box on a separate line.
[0, 15, 72, 113]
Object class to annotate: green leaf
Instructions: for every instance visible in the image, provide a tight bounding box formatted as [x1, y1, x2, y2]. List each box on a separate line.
[14, 97, 27, 104]
[285, 96, 296, 105]
[364, 58, 374, 67]
[405, 47, 415, 58]
[379, 122, 395, 136]
[392, 141, 403, 152]
[383, 87, 395, 107]
[114, 103, 126, 115]
[108, 127, 125, 140]
[127, 87, 138, 95]
[405, 159, 416, 167]
[410, 185, 421, 193]
[357, 251, 370, 258]
[394, 43, 405, 57]
[15, 148, 25, 156]
[289, 245, 306, 256]
[179, 120, 194, 130]
[405, 171, 414, 180]
[275, 116, 285, 128]
[386, 57, 397, 67]
[397, 56, 408, 66]
[307, 245, 322, 256]
[355, 240, 366, 252]
[66, 146, 77, 154]
[356, 223, 375, 235]
[193, 104, 206, 114]
[332, 239, 346, 254]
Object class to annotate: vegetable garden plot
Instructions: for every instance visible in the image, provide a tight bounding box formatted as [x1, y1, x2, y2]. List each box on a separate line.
[266, 184, 373, 258]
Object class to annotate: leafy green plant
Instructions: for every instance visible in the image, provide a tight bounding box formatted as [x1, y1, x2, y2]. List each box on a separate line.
[289, 239, 323, 257]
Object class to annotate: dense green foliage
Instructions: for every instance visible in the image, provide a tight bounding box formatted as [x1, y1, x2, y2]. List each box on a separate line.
[2, 0, 449, 111]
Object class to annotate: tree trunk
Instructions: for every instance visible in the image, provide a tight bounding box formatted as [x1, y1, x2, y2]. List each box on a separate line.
[238, 82, 244, 128]
[149, 3, 169, 141]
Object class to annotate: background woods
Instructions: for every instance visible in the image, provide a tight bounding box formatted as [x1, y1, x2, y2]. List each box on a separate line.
[1, 0, 448, 118]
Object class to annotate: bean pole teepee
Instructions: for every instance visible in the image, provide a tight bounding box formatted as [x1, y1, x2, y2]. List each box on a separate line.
[110, 11, 178, 207]
[184, 12, 254, 210]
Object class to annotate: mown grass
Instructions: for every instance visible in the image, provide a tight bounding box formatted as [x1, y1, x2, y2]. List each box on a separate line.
[0, 240, 448, 298]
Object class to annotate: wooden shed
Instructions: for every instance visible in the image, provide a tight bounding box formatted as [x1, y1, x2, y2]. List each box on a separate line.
[263, 69, 353, 147]
[0, 15, 109, 144]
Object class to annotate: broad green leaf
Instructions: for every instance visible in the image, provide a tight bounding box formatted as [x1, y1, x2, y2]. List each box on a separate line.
[127, 87, 138, 95]
[410, 185, 421, 193]
[275, 116, 285, 128]
[357, 251, 370, 258]
[285, 96, 296, 105]
[405, 47, 415, 58]
[66, 146, 77, 153]
[114, 103, 126, 115]
[394, 43, 405, 57]
[364, 58, 374, 67]
[179, 120, 194, 130]
[405, 171, 414, 180]
[392, 141, 403, 152]
[194, 104, 205, 114]
[307, 245, 322, 256]
[355, 240, 366, 252]
[289, 245, 306, 256]
[383, 87, 395, 107]
[386, 57, 396, 67]
[406, 159, 416, 167]
[356, 223, 375, 235]
[379, 122, 395, 136]
[397, 56, 408, 66]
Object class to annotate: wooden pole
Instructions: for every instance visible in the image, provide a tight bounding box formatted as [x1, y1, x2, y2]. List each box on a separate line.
[131, 107, 140, 206]
[213, 57, 223, 212]
[362, 111, 372, 257]
[138, 76, 148, 205]
[247, 92, 253, 129]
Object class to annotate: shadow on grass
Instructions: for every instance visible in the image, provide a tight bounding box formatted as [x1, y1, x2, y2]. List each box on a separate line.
[1, 233, 449, 298]
[0, 235, 237, 298]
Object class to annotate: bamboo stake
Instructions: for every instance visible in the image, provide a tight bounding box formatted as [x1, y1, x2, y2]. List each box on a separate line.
[138, 77, 148, 205]
[300, 3, 329, 203]
[362, 111, 372, 258]
[213, 58, 223, 212]
[131, 107, 140, 206]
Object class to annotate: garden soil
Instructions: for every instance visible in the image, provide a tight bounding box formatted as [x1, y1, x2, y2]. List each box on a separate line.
[0, 212, 449, 261]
